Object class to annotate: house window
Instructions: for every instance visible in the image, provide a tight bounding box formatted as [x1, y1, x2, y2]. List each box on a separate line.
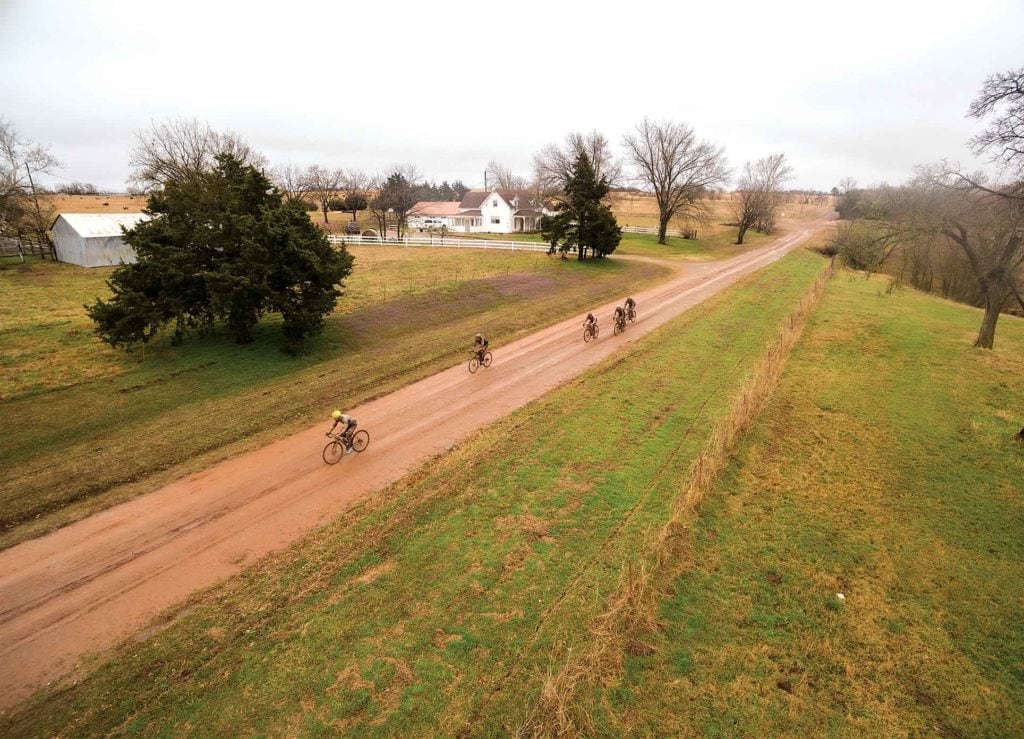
[491, 217, 501, 225]
[492, 199, 498, 207]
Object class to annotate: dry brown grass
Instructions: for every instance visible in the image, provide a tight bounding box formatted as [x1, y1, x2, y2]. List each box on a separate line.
[609, 192, 832, 236]
[530, 256, 837, 736]
[43, 193, 143, 214]
[609, 193, 734, 235]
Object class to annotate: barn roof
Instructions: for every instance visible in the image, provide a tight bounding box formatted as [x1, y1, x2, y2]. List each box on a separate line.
[53, 213, 149, 237]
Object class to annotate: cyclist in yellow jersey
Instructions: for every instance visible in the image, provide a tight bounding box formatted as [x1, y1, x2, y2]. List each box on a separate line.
[327, 410, 357, 448]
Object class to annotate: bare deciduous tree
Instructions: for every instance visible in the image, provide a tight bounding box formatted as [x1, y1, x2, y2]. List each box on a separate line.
[915, 174, 1024, 348]
[968, 66, 1024, 176]
[128, 118, 265, 191]
[533, 130, 622, 198]
[340, 170, 371, 222]
[371, 165, 422, 238]
[304, 165, 346, 224]
[0, 117, 60, 250]
[839, 176, 858, 195]
[484, 160, 529, 190]
[733, 153, 794, 244]
[852, 175, 1024, 348]
[622, 118, 730, 244]
[272, 163, 310, 202]
[343, 169, 371, 199]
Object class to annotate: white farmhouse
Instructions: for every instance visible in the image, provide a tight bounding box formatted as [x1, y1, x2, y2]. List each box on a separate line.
[410, 189, 554, 234]
[51, 213, 148, 267]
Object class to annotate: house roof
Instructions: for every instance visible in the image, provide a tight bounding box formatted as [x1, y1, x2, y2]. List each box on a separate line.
[514, 209, 544, 217]
[459, 189, 541, 210]
[53, 212, 149, 237]
[410, 201, 462, 217]
[453, 209, 482, 217]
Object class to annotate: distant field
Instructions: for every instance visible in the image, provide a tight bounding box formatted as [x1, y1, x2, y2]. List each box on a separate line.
[0, 248, 670, 548]
[42, 193, 143, 214]
[610, 192, 733, 234]
[0, 250, 829, 736]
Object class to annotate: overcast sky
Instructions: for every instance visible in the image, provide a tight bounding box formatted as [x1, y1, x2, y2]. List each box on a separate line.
[1, 0, 1021, 192]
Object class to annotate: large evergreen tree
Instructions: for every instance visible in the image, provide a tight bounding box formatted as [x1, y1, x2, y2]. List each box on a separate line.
[542, 151, 621, 260]
[88, 154, 353, 353]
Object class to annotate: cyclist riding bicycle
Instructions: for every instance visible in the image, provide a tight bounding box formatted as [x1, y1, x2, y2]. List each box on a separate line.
[473, 333, 490, 361]
[613, 305, 626, 328]
[327, 410, 358, 448]
[583, 313, 597, 330]
[624, 297, 636, 320]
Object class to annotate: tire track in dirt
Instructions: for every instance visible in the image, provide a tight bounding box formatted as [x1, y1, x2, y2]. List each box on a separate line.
[0, 224, 823, 709]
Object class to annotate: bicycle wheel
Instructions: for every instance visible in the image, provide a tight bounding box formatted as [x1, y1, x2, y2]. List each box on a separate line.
[584, 327, 593, 343]
[628, 310, 636, 323]
[468, 357, 480, 373]
[322, 440, 344, 465]
[613, 321, 622, 336]
[351, 429, 370, 452]
[482, 351, 492, 368]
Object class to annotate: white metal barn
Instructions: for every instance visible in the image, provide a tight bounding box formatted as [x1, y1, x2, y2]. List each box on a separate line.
[51, 213, 149, 267]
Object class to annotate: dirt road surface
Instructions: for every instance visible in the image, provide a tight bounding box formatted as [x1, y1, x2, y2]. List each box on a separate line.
[0, 224, 823, 709]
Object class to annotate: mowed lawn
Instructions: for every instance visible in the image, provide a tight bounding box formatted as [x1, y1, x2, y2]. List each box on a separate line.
[617, 229, 771, 260]
[608, 273, 1024, 735]
[1, 251, 829, 736]
[0, 247, 670, 548]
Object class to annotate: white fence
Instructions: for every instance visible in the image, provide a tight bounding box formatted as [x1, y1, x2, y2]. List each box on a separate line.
[622, 225, 688, 237]
[327, 234, 553, 252]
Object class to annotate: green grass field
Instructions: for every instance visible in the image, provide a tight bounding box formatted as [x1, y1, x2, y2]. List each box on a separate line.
[0, 247, 670, 549]
[0, 251, 829, 736]
[602, 273, 1024, 735]
[617, 229, 770, 260]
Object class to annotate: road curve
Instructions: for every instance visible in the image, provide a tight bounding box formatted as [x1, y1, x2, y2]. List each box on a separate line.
[0, 224, 822, 709]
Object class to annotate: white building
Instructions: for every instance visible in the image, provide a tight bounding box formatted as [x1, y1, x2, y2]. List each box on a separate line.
[410, 189, 553, 234]
[51, 213, 148, 267]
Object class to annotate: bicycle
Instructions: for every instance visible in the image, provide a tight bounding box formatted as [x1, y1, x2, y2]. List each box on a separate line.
[612, 313, 627, 336]
[583, 320, 600, 342]
[323, 427, 371, 465]
[468, 350, 493, 373]
[626, 306, 637, 323]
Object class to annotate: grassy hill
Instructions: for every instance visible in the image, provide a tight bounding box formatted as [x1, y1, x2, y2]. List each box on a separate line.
[601, 272, 1024, 735]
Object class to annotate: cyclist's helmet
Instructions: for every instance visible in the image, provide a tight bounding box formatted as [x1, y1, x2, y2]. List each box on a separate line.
[331, 410, 343, 420]
[475, 333, 482, 340]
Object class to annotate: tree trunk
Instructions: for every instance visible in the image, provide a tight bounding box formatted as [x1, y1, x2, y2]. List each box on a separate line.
[657, 213, 670, 245]
[322, 205, 329, 224]
[974, 292, 1002, 349]
[737, 224, 748, 245]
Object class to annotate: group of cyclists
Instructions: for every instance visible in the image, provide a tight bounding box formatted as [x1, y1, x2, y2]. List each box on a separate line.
[584, 296, 637, 341]
[326, 332, 493, 455]
[326, 300, 637, 458]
